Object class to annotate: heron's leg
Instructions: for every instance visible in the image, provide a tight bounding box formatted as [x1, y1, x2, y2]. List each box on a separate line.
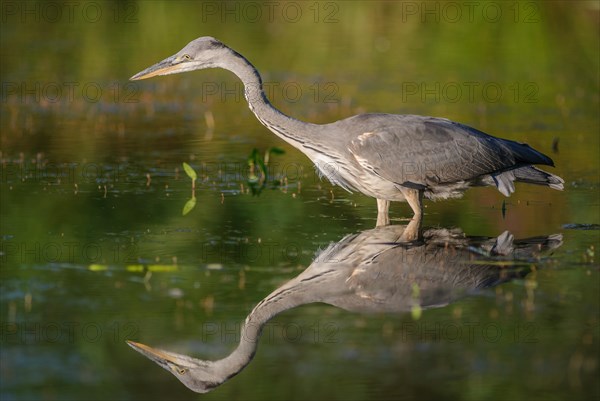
[398, 187, 423, 241]
[376, 199, 390, 227]
[399, 187, 423, 218]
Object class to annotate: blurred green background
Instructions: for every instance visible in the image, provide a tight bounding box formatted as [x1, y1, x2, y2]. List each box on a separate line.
[1, 1, 599, 400]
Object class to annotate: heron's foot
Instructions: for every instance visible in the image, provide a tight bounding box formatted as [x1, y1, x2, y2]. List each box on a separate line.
[400, 216, 423, 242]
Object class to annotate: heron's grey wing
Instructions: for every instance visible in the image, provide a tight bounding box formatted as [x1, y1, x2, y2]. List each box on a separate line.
[347, 115, 554, 189]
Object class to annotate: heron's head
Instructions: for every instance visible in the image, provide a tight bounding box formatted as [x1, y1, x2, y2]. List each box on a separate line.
[126, 340, 225, 393]
[130, 36, 230, 80]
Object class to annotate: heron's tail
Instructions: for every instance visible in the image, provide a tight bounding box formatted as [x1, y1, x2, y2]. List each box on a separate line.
[491, 166, 564, 196]
[513, 166, 564, 190]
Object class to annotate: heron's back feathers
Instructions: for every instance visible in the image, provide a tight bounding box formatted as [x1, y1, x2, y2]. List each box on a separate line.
[331, 114, 563, 198]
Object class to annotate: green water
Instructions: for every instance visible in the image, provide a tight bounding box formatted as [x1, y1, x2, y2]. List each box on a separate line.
[1, 1, 598, 400]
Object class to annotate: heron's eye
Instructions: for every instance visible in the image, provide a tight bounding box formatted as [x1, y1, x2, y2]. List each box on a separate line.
[177, 368, 187, 375]
[182, 54, 191, 60]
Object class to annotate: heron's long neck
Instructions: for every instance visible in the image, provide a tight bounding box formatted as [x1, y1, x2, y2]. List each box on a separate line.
[219, 50, 315, 150]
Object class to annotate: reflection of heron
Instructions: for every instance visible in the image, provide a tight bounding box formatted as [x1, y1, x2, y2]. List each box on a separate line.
[127, 226, 562, 393]
[131, 37, 563, 227]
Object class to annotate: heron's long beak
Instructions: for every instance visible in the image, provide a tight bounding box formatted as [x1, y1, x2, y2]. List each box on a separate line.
[130, 55, 182, 81]
[127, 340, 181, 364]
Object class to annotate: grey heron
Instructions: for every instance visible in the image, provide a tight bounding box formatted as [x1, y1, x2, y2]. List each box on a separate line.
[127, 225, 562, 393]
[131, 37, 564, 227]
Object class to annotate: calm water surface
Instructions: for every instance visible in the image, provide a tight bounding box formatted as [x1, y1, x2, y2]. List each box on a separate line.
[1, 2, 599, 400]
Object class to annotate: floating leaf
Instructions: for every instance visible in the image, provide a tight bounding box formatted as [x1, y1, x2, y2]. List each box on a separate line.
[125, 265, 178, 272]
[182, 196, 197, 215]
[182, 162, 197, 181]
[147, 265, 179, 272]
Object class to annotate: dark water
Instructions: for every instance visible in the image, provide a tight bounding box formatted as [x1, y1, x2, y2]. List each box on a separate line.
[1, 1, 599, 400]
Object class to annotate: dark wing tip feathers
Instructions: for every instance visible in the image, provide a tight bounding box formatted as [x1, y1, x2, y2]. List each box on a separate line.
[449, 120, 555, 168]
[510, 141, 555, 168]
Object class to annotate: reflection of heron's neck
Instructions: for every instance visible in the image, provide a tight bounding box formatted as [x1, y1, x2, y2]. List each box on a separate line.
[211, 279, 317, 379]
[217, 50, 319, 150]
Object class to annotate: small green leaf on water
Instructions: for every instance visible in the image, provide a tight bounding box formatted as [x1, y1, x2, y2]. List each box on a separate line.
[182, 197, 197, 215]
[126, 265, 145, 272]
[182, 162, 197, 181]
[147, 264, 179, 272]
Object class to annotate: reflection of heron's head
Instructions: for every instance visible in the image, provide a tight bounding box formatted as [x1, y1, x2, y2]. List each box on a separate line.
[127, 341, 224, 393]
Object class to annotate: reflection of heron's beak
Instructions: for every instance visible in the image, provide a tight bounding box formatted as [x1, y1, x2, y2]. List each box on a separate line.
[130, 55, 181, 80]
[126, 340, 180, 364]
